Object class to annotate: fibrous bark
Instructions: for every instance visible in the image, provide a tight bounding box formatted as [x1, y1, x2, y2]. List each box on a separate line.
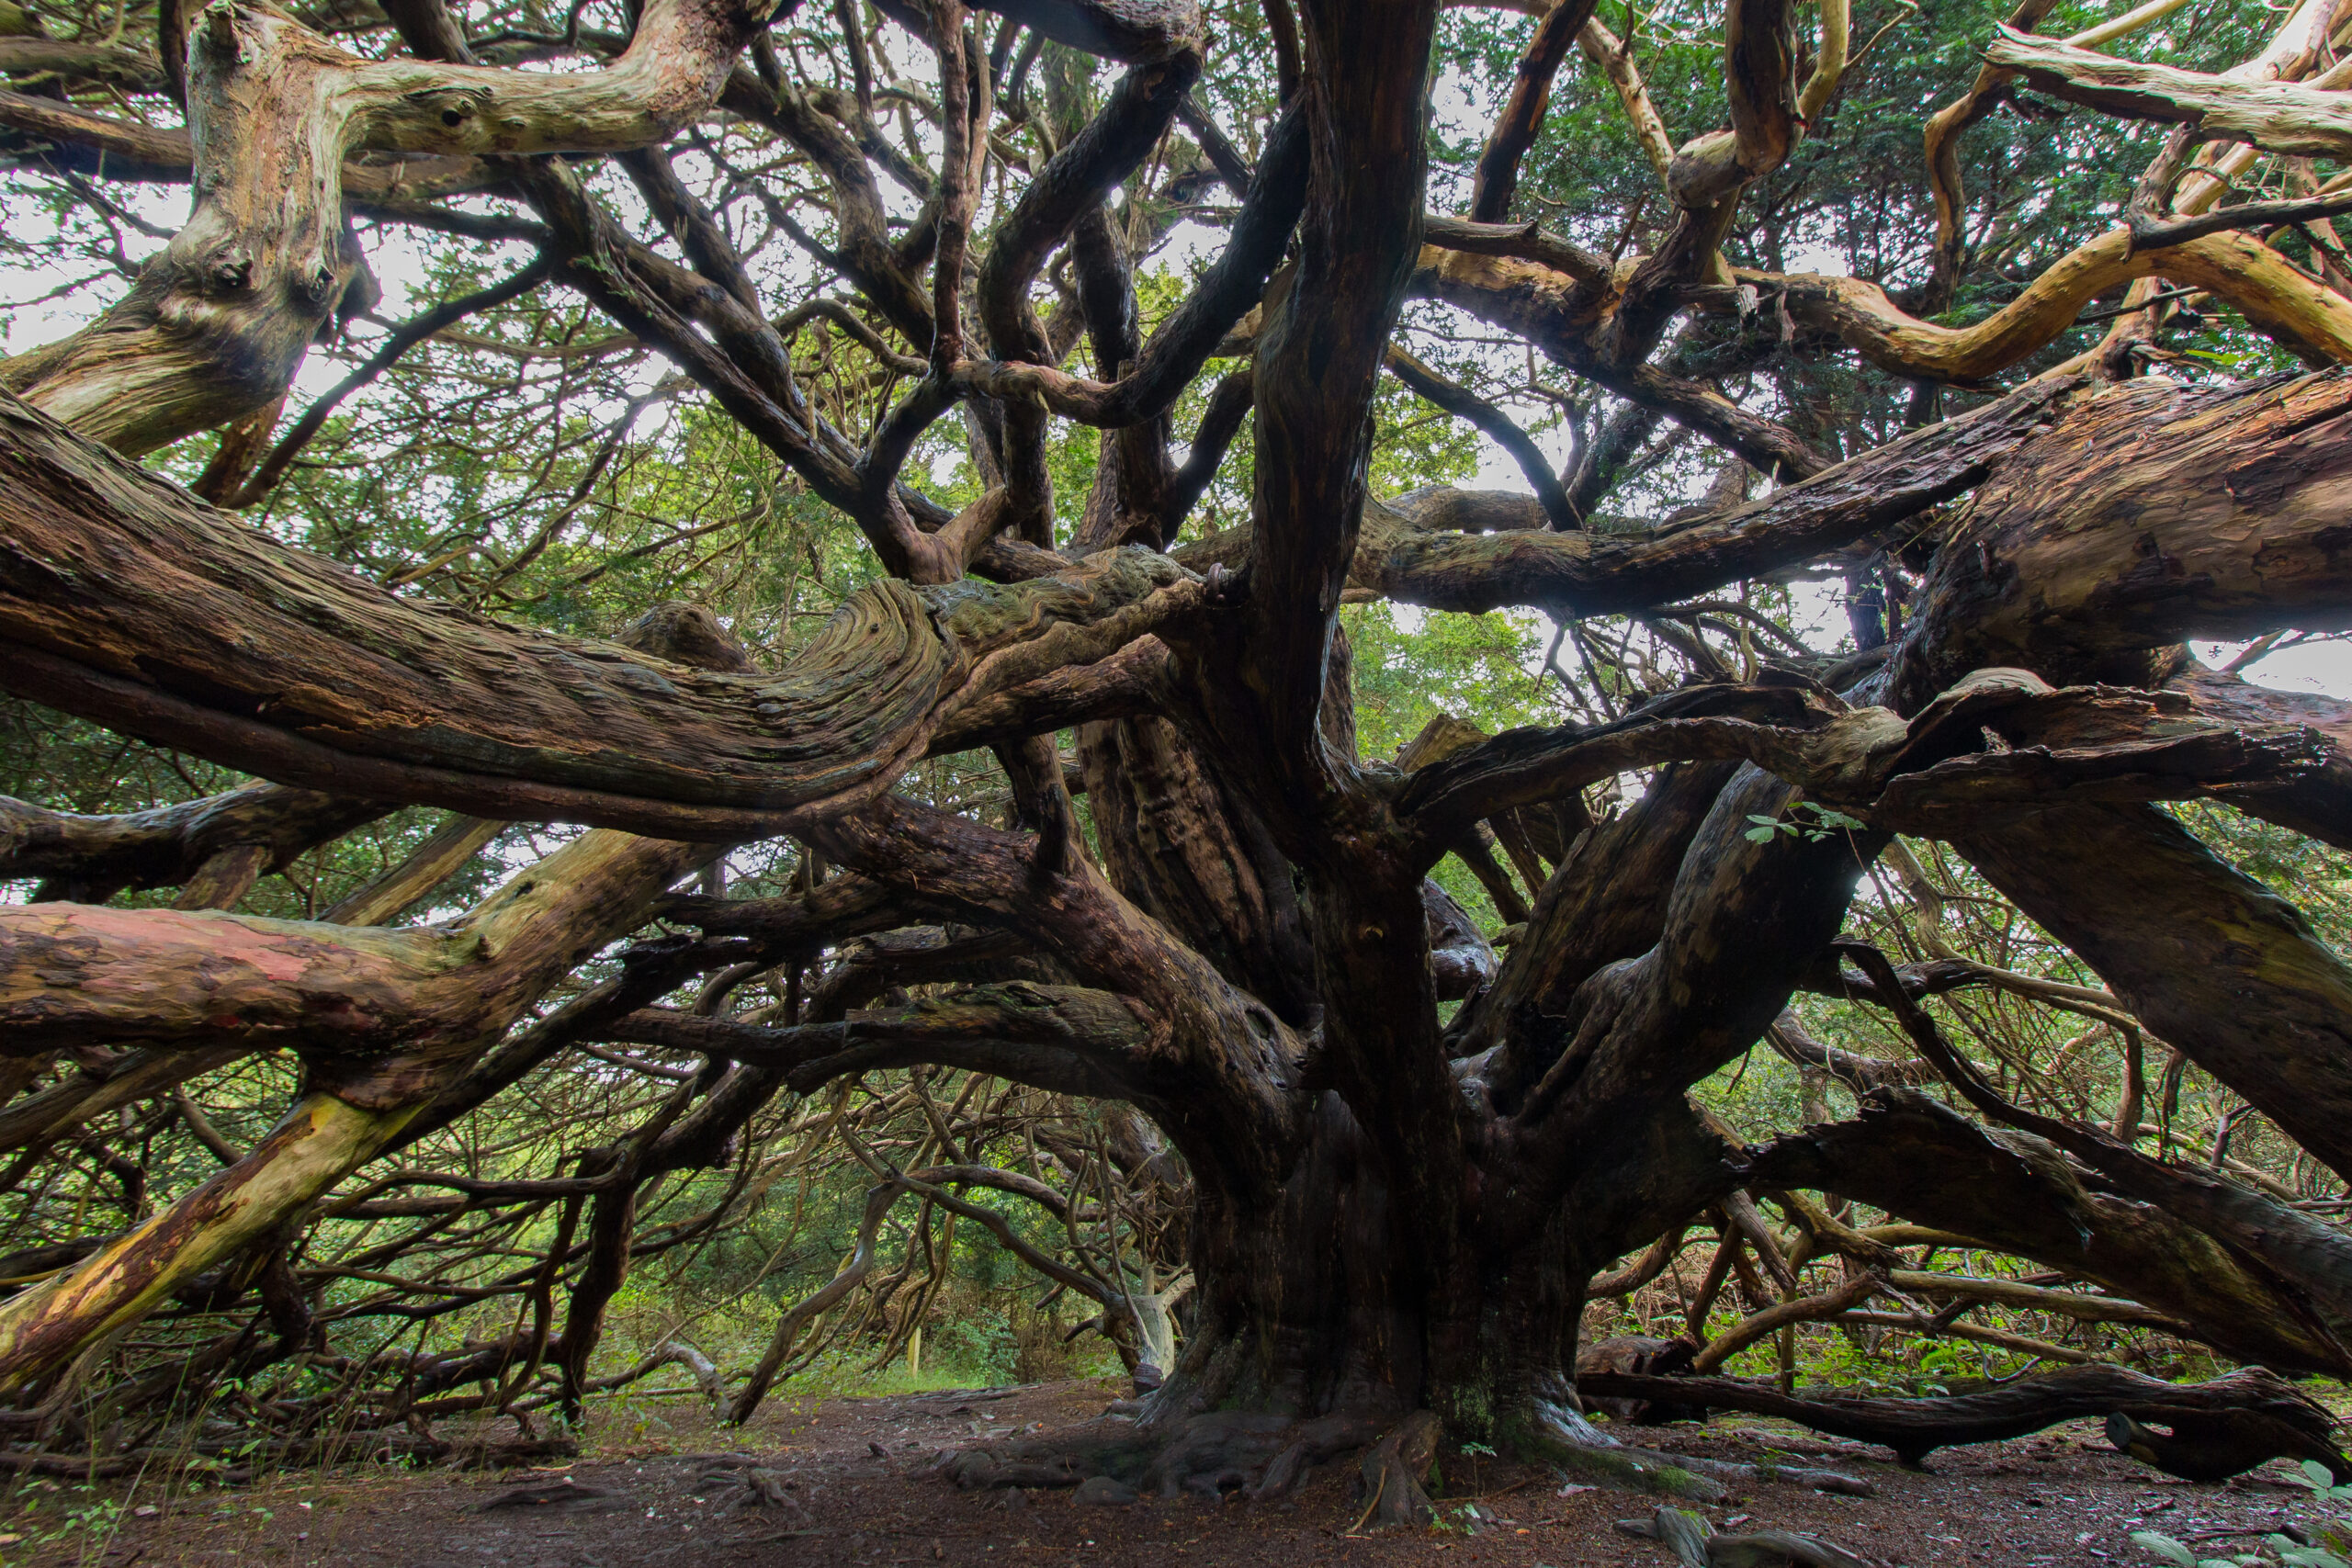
[7, 0, 2352, 1517]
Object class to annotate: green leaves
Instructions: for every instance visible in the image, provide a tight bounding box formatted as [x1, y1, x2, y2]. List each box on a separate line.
[2270, 1540, 2352, 1568]
[1743, 801, 1868, 843]
[2129, 1462, 2352, 1568]
[2128, 1532, 2264, 1568]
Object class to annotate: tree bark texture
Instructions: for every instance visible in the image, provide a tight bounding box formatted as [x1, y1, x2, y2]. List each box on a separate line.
[7, 0, 2352, 1495]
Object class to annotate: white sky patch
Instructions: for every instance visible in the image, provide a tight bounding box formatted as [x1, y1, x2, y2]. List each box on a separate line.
[2196, 638, 2352, 698]
[2, 181, 186, 356]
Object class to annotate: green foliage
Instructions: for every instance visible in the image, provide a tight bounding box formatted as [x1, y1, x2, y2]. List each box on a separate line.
[936, 1314, 1022, 1385]
[1417, 0, 2316, 524]
[1744, 801, 1868, 843]
[2, 1482, 123, 1564]
[2132, 1469, 2352, 1568]
[1344, 602, 1563, 766]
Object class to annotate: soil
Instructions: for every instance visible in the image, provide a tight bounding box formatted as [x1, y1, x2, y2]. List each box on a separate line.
[4, 1378, 2332, 1568]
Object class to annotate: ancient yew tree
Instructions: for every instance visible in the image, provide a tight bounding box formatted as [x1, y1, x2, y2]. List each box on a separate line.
[9, 0, 2352, 1518]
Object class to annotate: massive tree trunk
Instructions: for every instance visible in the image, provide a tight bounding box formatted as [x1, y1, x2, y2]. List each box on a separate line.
[8, 0, 2352, 1517]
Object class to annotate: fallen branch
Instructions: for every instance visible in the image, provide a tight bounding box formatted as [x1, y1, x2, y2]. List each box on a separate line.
[1576, 1364, 2346, 1473]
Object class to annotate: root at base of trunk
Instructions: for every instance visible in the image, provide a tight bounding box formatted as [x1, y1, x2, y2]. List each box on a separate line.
[933, 1406, 1392, 1502]
[1351, 1410, 1442, 1529]
[1520, 1400, 1874, 1502]
[929, 1392, 1869, 1520]
[1620, 1505, 1881, 1568]
[934, 1405, 1446, 1530]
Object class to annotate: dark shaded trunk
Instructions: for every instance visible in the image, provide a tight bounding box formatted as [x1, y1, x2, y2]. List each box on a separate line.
[1147, 1085, 1607, 1453]
[1167, 1094, 1429, 1422]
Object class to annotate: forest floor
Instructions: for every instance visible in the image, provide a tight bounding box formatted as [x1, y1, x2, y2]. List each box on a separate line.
[3, 1376, 2332, 1568]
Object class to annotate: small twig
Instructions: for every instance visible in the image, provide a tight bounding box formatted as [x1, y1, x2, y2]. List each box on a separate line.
[2073, 285, 2202, 326]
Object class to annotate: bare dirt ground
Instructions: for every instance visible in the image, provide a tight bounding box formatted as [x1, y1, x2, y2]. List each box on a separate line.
[5, 1378, 2331, 1568]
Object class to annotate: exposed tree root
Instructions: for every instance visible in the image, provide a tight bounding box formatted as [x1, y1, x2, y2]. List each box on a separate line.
[930, 1388, 1874, 1518]
[481, 1478, 628, 1514]
[1618, 1505, 1882, 1567]
[691, 1454, 817, 1518]
[1353, 1411, 1442, 1529]
[1576, 1365, 2349, 1479]
[1522, 1399, 1874, 1502]
[1523, 1414, 1729, 1504]
[933, 1406, 1390, 1501]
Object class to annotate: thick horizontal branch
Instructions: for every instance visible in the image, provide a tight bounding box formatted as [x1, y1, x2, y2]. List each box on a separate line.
[2132, 186, 2352, 250]
[1985, 25, 2352, 158]
[1857, 669, 2327, 834]
[0, 784, 390, 901]
[0, 831, 704, 1082]
[1396, 681, 1848, 846]
[1419, 197, 2352, 390]
[656, 872, 917, 950]
[1894, 371, 2352, 701]
[0, 386, 1203, 834]
[0, 38, 168, 91]
[270, 0, 767, 164]
[1398, 666, 2319, 858]
[0, 86, 485, 196]
[1178, 374, 2078, 615]
[1746, 225, 2352, 380]
[0, 903, 466, 1056]
[1577, 1367, 2335, 1469]
[605, 983, 1157, 1100]
[1423, 214, 1605, 285]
